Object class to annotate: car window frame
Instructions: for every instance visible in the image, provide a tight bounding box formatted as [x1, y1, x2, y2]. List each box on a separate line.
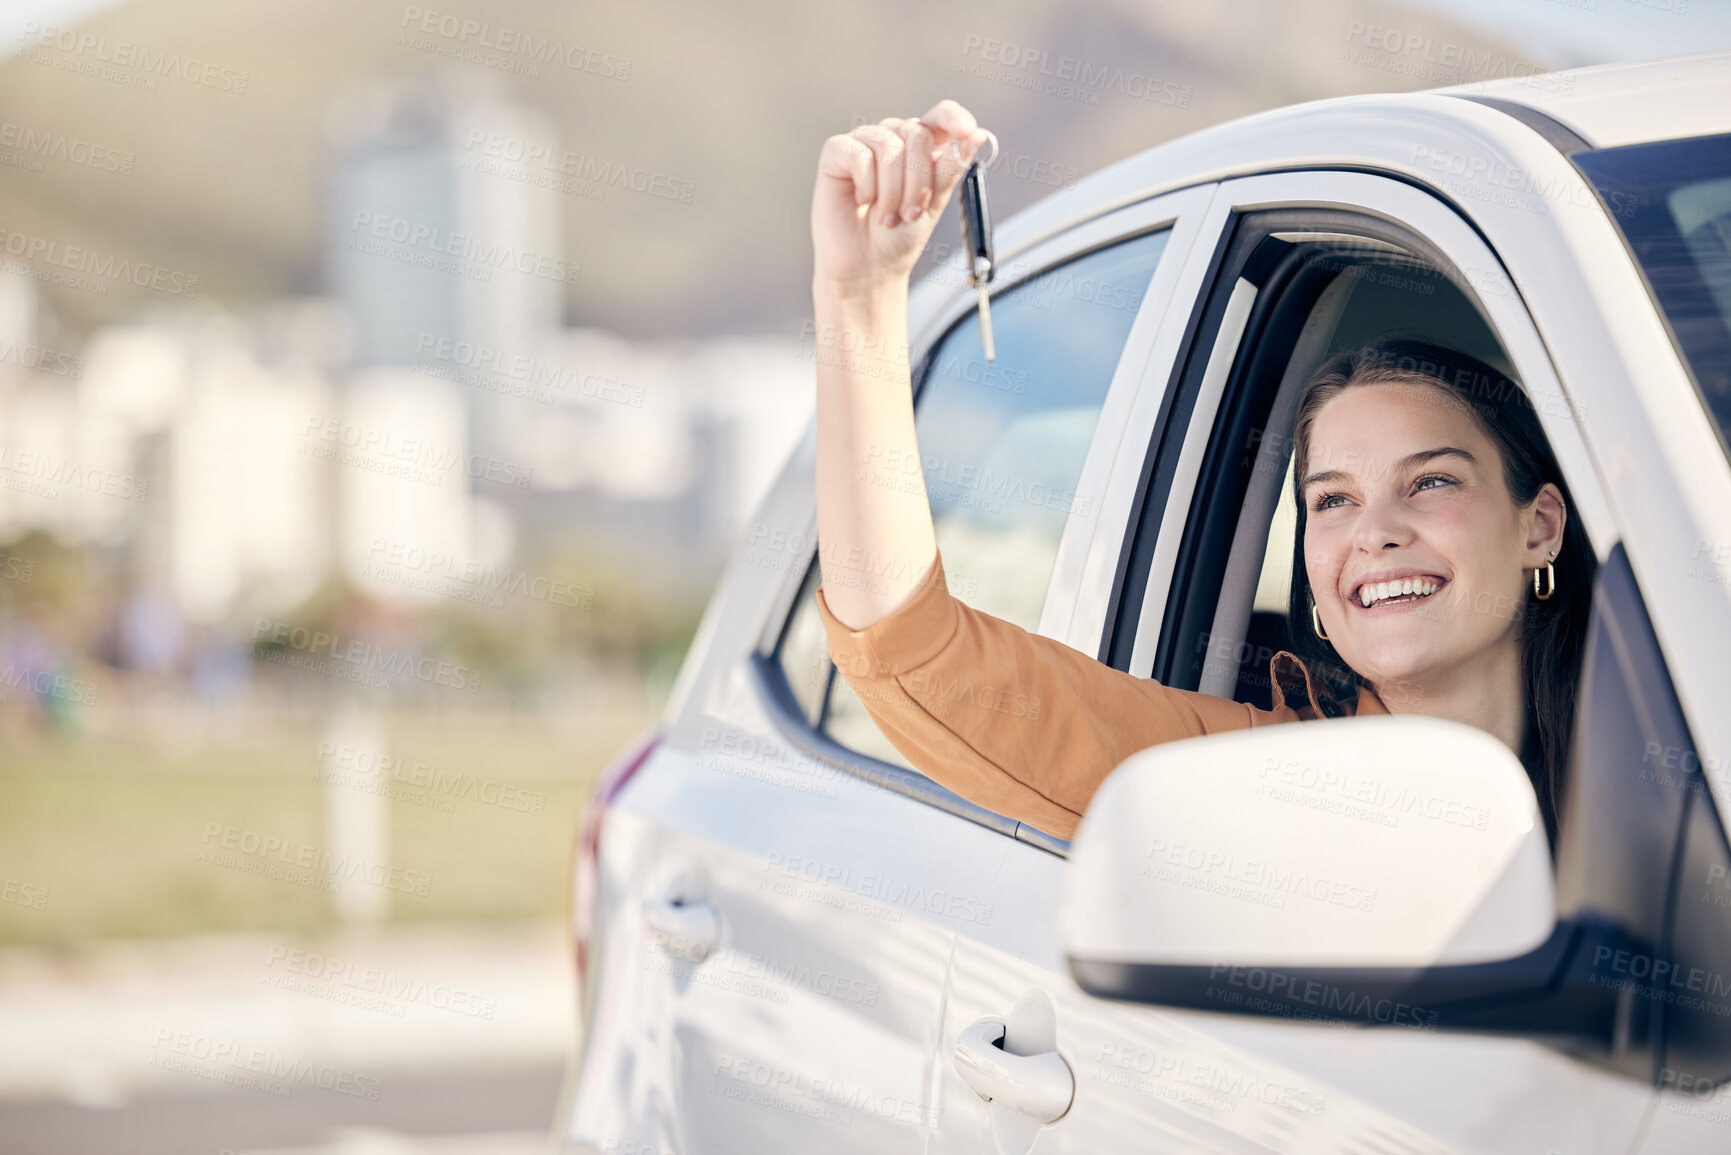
[749, 183, 1219, 856]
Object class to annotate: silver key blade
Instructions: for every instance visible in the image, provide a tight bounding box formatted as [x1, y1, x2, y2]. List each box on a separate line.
[977, 284, 995, 363]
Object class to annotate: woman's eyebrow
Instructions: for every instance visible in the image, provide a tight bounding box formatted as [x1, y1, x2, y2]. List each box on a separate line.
[1300, 446, 1476, 490]
[1404, 446, 1477, 470]
[1299, 468, 1348, 489]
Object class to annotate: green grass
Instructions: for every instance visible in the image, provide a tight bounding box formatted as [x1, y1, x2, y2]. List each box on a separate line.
[0, 708, 656, 946]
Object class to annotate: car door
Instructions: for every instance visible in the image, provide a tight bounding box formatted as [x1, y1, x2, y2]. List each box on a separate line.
[561, 187, 1207, 1155]
[926, 169, 1674, 1155]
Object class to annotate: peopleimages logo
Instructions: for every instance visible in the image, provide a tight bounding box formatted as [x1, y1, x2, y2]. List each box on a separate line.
[347, 212, 582, 286]
[251, 618, 482, 693]
[0, 442, 148, 502]
[760, 851, 995, 926]
[1259, 755, 1491, 831]
[200, 822, 434, 897]
[1, 878, 49, 910]
[398, 7, 631, 79]
[1591, 945, 1731, 1004]
[0, 663, 99, 707]
[362, 537, 594, 611]
[316, 739, 547, 815]
[17, 23, 250, 92]
[150, 1030, 381, 1100]
[413, 333, 645, 408]
[460, 131, 694, 204]
[300, 417, 534, 489]
[860, 443, 1090, 517]
[959, 34, 1192, 108]
[0, 228, 198, 297]
[1208, 964, 1441, 1029]
[263, 945, 498, 1019]
[1342, 21, 1574, 94]
[1141, 839, 1379, 913]
[0, 339, 82, 378]
[0, 120, 134, 174]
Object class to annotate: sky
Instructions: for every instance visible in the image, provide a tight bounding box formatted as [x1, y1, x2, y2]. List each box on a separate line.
[1396, 0, 1731, 66]
[3, 0, 122, 57]
[2, 0, 1729, 67]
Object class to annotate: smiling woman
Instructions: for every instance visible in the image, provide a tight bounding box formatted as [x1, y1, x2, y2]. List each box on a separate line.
[1282, 340, 1596, 842]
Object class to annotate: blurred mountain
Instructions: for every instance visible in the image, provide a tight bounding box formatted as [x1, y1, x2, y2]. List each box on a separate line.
[0, 0, 1546, 339]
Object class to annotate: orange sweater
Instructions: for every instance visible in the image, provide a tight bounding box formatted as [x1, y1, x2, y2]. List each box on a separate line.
[816, 545, 1389, 840]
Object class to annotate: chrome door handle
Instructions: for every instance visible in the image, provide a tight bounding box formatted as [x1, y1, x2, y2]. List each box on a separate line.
[953, 1021, 1074, 1123]
[642, 894, 720, 962]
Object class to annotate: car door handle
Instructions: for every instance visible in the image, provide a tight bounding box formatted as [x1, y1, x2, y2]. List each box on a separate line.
[953, 1021, 1074, 1123]
[642, 894, 720, 962]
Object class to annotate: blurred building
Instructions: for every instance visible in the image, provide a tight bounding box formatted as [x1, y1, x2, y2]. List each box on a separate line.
[0, 75, 813, 640]
[326, 75, 562, 410]
[324, 73, 811, 585]
[4, 298, 342, 624]
[500, 326, 811, 575]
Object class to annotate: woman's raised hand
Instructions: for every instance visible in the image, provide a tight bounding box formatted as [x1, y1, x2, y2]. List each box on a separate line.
[812, 99, 989, 296]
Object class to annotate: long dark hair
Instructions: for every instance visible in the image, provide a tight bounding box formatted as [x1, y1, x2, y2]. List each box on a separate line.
[1284, 340, 1595, 844]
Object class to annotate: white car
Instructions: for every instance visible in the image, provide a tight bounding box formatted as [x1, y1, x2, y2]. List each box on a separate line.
[559, 52, 1731, 1153]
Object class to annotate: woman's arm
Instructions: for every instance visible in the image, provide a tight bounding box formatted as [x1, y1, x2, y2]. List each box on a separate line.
[815, 552, 1278, 840]
[810, 101, 984, 630]
[805, 103, 1295, 840]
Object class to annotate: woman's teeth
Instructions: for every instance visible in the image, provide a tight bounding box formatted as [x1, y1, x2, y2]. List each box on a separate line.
[1358, 577, 1441, 608]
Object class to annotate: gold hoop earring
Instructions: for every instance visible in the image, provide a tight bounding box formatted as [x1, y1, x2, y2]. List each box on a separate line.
[1533, 563, 1556, 601]
[1311, 601, 1330, 641]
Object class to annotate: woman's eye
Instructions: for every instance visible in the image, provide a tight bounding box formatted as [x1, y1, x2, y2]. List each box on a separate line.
[1312, 493, 1348, 512]
[1413, 474, 1457, 494]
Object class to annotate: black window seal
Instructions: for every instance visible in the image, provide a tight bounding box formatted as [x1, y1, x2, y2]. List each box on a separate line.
[1451, 95, 1593, 156]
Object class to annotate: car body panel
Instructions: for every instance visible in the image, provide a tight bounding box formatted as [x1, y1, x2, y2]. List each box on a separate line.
[1436, 50, 1731, 149]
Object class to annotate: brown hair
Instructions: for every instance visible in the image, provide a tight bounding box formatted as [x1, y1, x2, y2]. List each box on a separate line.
[1285, 340, 1595, 845]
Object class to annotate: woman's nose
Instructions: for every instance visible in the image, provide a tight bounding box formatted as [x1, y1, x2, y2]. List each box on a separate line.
[1351, 496, 1416, 552]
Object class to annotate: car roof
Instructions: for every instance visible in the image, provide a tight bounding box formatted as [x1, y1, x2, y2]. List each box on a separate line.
[938, 52, 1730, 280]
[1434, 49, 1731, 149]
[906, 51, 1731, 334]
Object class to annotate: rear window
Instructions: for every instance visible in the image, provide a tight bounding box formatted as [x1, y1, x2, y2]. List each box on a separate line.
[1575, 132, 1731, 459]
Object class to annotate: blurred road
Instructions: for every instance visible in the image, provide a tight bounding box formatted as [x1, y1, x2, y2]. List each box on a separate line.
[0, 1063, 559, 1154]
[0, 921, 577, 1154]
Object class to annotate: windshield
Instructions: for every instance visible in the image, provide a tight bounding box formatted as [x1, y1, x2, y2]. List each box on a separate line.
[1574, 132, 1731, 460]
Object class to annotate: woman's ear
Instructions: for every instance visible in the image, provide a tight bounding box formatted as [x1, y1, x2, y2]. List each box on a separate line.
[1524, 483, 1567, 565]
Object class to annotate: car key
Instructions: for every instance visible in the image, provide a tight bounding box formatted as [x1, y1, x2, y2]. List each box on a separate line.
[959, 131, 999, 362]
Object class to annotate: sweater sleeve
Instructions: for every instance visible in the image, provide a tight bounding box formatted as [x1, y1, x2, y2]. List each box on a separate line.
[814, 545, 1284, 840]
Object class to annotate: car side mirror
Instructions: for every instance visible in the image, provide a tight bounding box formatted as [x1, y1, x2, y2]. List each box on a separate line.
[1060, 716, 1565, 1030]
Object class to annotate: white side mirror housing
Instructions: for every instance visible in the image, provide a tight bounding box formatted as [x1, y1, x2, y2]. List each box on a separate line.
[1060, 716, 1555, 979]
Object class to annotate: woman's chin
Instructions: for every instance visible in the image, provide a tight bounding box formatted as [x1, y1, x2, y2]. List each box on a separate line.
[1333, 628, 1446, 691]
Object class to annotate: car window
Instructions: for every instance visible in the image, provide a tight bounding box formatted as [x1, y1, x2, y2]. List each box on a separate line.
[1574, 132, 1731, 462]
[777, 228, 1173, 771]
